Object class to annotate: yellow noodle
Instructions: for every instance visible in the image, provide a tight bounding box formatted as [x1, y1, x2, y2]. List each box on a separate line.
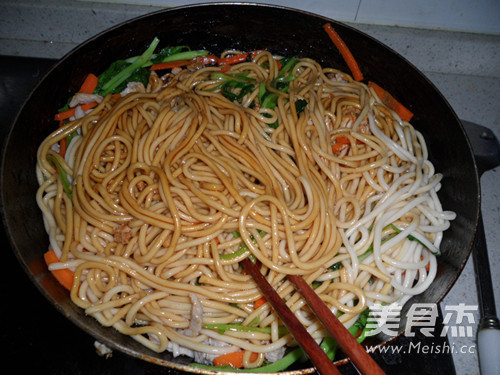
[36, 50, 455, 366]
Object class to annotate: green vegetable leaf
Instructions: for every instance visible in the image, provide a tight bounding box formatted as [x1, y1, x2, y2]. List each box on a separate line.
[221, 80, 255, 101]
[210, 71, 256, 102]
[95, 62, 151, 95]
[95, 60, 128, 94]
[278, 57, 298, 77]
[97, 37, 160, 96]
[295, 99, 307, 115]
[329, 261, 343, 271]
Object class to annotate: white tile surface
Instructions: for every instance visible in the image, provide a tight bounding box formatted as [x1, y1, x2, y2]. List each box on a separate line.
[348, 23, 500, 78]
[356, 0, 500, 34]
[0, 0, 152, 44]
[79, 0, 500, 34]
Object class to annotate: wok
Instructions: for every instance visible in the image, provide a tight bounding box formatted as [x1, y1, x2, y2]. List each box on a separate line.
[0, 3, 480, 373]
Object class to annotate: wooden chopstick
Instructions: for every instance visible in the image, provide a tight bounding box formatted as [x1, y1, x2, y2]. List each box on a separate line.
[241, 258, 341, 375]
[287, 274, 386, 375]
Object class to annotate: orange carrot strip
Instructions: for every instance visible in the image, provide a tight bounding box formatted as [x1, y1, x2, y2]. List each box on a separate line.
[151, 55, 219, 71]
[218, 53, 249, 66]
[332, 136, 351, 154]
[59, 138, 67, 157]
[254, 296, 267, 309]
[54, 109, 74, 121]
[199, 54, 219, 65]
[368, 81, 414, 122]
[76, 102, 97, 112]
[353, 328, 362, 339]
[334, 136, 350, 145]
[54, 102, 98, 121]
[150, 60, 193, 71]
[421, 256, 431, 272]
[323, 23, 364, 81]
[79, 73, 99, 94]
[218, 65, 232, 73]
[213, 350, 259, 368]
[43, 249, 74, 290]
[332, 143, 349, 154]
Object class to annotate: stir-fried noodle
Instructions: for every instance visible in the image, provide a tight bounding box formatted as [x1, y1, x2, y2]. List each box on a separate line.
[36, 50, 455, 367]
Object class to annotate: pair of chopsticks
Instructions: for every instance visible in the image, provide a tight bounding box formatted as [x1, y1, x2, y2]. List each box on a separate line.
[241, 258, 385, 375]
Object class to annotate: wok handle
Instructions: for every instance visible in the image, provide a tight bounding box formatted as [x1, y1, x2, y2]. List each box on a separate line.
[473, 215, 499, 324]
[473, 215, 500, 375]
[464, 119, 500, 375]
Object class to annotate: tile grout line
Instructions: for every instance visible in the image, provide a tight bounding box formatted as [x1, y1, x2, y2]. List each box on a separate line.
[354, 0, 362, 22]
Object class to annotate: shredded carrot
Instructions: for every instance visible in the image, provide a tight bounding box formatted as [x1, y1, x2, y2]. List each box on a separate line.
[55, 102, 98, 121]
[332, 143, 348, 154]
[352, 327, 362, 339]
[79, 102, 98, 111]
[218, 64, 232, 73]
[323, 23, 364, 81]
[151, 55, 219, 71]
[332, 136, 351, 154]
[54, 109, 73, 121]
[254, 296, 267, 309]
[150, 51, 253, 72]
[43, 249, 74, 290]
[334, 136, 350, 145]
[213, 350, 259, 368]
[368, 81, 414, 122]
[150, 60, 193, 71]
[199, 54, 219, 65]
[79, 73, 99, 94]
[421, 256, 431, 272]
[59, 138, 66, 157]
[217, 50, 263, 67]
[218, 53, 249, 66]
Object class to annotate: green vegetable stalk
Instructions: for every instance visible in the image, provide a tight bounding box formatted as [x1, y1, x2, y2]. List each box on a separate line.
[46, 154, 72, 199]
[191, 308, 373, 372]
[190, 347, 304, 373]
[219, 230, 266, 260]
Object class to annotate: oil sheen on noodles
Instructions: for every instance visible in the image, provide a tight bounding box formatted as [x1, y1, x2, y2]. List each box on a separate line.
[36, 50, 455, 368]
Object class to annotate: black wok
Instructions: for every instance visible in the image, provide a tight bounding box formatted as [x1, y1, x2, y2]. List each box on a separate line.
[0, 3, 480, 374]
